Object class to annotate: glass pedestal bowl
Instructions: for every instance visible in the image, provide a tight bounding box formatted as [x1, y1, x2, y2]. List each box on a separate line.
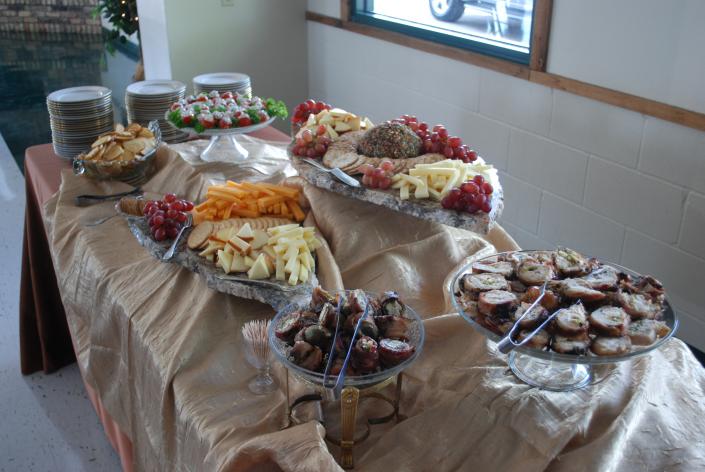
[448, 250, 678, 392]
[268, 291, 425, 393]
[164, 113, 275, 163]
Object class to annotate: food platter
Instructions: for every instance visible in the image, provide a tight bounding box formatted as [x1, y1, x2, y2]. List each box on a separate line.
[449, 249, 678, 391]
[269, 289, 425, 390]
[120, 211, 318, 309]
[292, 153, 503, 234]
[288, 103, 504, 234]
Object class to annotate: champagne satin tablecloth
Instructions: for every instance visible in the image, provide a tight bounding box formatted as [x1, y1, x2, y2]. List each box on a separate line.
[40, 137, 705, 471]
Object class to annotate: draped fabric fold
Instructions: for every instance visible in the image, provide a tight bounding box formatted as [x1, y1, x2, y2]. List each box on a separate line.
[44, 139, 705, 471]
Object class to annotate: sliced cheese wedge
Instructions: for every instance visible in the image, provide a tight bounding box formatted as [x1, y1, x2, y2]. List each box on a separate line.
[247, 253, 271, 280]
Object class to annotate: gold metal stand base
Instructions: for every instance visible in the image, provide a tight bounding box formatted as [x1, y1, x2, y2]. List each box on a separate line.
[284, 372, 405, 469]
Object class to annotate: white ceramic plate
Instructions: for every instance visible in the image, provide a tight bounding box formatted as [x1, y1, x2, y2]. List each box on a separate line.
[47, 86, 111, 103]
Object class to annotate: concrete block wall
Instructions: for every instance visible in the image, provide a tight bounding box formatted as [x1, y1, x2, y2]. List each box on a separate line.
[0, 0, 100, 34]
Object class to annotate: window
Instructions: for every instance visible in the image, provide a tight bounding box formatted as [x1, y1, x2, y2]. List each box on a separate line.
[350, 0, 535, 64]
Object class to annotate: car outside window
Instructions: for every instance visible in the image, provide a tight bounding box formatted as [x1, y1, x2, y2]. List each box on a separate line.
[351, 0, 535, 64]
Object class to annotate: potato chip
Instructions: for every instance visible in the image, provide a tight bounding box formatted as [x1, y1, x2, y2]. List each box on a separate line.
[138, 128, 154, 138]
[92, 135, 112, 147]
[115, 123, 125, 133]
[126, 123, 142, 134]
[103, 142, 123, 161]
[123, 139, 145, 153]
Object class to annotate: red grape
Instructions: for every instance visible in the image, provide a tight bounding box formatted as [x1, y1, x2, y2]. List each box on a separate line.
[472, 174, 485, 185]
[448, 136, 461, 147]
[380, 160, 394, 172]
[441, 196, 454, 209]
[175, 212, 187, 223]
[164, 193, 176, 203]
[419, 122, 428, 131]
[481, 182, 493, 195]
[154, 227, 166, 241]
[152, 215, 165, 227]
[430, 132, 440, 143]
[467, 150, 478, 161]
[306, 148, 317, 158]
[431, 142, 442, 153]
[423, 140, 433, 152]
[443, 146, 454, 158]
[166, 209, 178, 219]
[315, 143, 326, 154]
[153, 210, 165, 219]
[317, 124, 326, 136]
[302, 129, 313, 143]
[305, 99, 316, 109]
[373, 168, 386, 179]
[166, 227, 179, 239]
[473, 193, 486, 207]
[461, 182, 479, 194]
[378, 177, 391, 189]
[184, 201, 194, 211]
[481, 201, 492, 213]
[171, 201, 184, 212]
[438, 128, 448, 139]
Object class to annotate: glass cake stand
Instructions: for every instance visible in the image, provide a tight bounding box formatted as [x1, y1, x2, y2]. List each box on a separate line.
[164, 113, 275, 162]
[449, 251, 679, 392]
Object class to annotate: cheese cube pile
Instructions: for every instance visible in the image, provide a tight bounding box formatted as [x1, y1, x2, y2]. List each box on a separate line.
[299, 108, 374, 139]
[196, 222, 320, 285]
[390, 159, 497, 201]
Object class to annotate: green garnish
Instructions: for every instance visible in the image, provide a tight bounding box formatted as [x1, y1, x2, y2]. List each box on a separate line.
[266, 98, 288, 119]
[194, 122, 205, 133]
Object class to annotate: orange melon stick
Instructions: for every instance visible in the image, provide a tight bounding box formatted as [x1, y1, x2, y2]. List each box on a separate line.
[191, 180, 306, 224]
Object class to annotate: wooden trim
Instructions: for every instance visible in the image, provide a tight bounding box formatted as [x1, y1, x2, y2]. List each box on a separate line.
[340, 0, 350, 22]
[530, 71, 705, 131]
[529, 0, 552, 72]
[307, 11, 705, 132]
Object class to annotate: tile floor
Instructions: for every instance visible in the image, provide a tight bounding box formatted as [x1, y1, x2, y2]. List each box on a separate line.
[0, 134, 121, 471]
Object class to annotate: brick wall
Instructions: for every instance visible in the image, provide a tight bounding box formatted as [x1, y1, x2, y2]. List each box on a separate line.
[0, 0, 100, 34]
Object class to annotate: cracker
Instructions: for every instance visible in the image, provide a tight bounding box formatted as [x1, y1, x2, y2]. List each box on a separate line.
[187, 221, 214, 249]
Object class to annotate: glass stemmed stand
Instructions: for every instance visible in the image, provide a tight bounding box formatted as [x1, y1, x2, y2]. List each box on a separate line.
[269, 292, 426, 468]
[243, 331, 278, 396]
[448, 251, 678, 392]
[164, 113, 275, 163]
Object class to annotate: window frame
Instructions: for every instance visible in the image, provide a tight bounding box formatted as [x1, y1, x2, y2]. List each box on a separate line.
[349, 0, 535, 65]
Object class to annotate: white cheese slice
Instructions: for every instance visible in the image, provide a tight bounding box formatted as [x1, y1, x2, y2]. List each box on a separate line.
[247, 254, 271, 280]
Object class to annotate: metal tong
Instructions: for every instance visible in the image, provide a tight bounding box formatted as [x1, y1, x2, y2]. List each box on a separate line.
[496, 281, 559, 354]
[75, 187, 142, 207]
[322, 293, 370, 396]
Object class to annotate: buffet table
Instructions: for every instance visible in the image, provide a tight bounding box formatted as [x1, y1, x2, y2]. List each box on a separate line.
[21, 131, 705, 471]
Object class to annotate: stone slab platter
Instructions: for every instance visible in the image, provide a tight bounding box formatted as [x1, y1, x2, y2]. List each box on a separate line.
[291, 155, 504, 234]
[122, 214, 316, 310]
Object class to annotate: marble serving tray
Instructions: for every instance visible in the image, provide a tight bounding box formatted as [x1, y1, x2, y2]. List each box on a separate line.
[292, 157, 504, 234]
[123, 215, 316, 310]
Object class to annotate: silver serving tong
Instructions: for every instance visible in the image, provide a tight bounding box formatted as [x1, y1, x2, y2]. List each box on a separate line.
[323, 293, 370, 396]
[162, 213, 193, 261]
[300, 158, 361, 188]
[497, 281, 559, 354]
[75, 187, 142, 207]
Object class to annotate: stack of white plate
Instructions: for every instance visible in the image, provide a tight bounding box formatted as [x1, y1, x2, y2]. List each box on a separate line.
[125, 80, 189, 143]
[47, 86, 114, 159]
[193, 72, 252, 97]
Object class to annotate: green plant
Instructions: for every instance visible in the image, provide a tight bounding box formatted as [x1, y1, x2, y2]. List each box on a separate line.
[92, 0, 140, 54]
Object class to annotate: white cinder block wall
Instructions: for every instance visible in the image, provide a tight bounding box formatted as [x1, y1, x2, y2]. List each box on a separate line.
[305, 15, 705, 350]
